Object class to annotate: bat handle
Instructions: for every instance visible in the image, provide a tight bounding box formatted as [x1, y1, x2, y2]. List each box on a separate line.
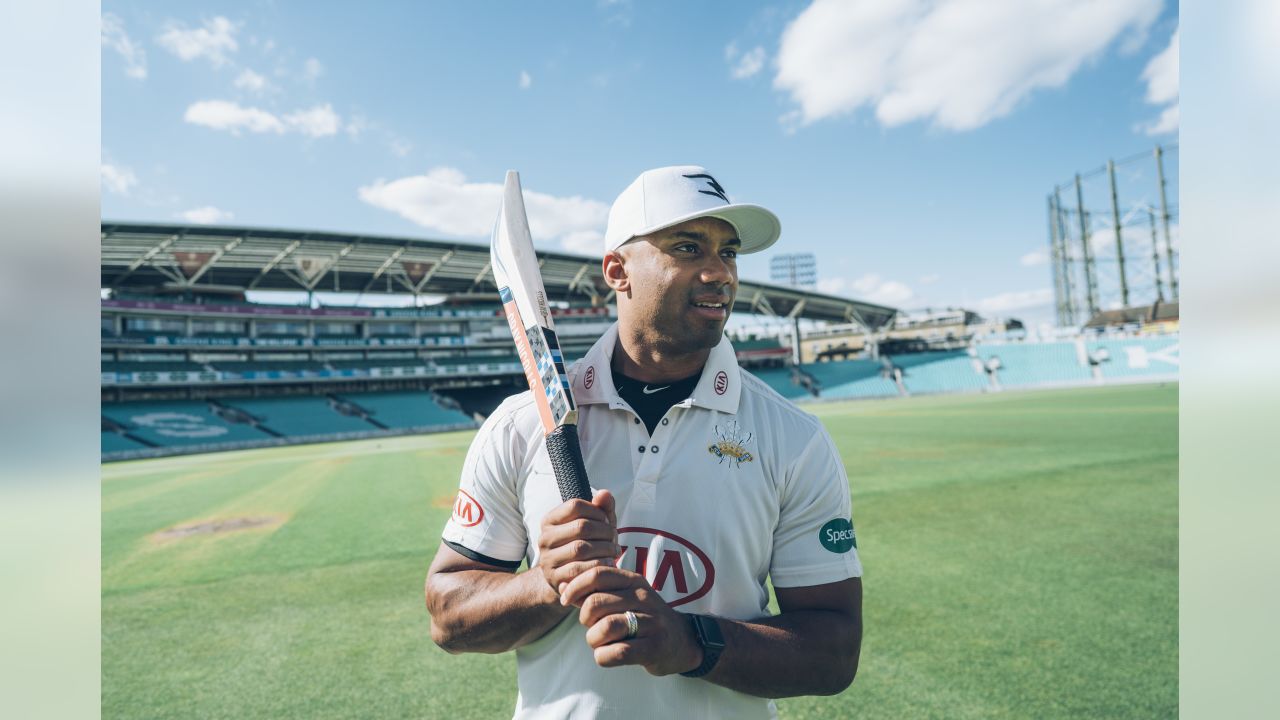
[545, 424, 593, 502]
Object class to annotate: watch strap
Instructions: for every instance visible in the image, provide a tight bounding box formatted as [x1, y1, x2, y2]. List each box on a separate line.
[680, 613, 725, 678]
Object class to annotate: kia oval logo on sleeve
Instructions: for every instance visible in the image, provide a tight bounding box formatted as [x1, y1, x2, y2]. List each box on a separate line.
[452, 490, 485, 528]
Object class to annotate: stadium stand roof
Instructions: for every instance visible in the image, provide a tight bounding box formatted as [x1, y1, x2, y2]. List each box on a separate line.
[101, 222, 899, 329]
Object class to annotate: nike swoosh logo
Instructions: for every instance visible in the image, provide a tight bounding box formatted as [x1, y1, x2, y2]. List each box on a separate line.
[642, 385, 670, 394]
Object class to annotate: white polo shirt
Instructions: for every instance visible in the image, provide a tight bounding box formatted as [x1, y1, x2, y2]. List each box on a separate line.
[442, 324, 862, 719]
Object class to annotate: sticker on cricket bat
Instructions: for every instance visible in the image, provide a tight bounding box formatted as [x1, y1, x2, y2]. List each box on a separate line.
[490, 171, 592, 501]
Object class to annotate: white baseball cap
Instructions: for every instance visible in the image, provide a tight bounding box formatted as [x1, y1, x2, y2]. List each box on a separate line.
[604, 165, 781, 255]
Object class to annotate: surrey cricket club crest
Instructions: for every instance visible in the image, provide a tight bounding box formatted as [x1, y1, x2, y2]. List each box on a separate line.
[708, 420, 754, 467]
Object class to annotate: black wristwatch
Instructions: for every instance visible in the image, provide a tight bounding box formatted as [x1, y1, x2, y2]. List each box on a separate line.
[680, 613, 725, 678]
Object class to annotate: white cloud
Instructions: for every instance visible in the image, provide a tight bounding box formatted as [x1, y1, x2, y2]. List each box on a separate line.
[282, 104, 342, 138]
[816, 277, 846, 295]
[1021, 248, 1050, 266]
[820, 273, 914, 305]
[1142, 29, 1178, 105]
[101, 13, 147, 79]
[357, 167, 609, 248]
[726, 43, 766, 80]
[180, 206, 234, 224]
[157, 16, 239, 68]
[1143, 104, 1179, 136]
[1139, 28, 1178, 135]
[183, 100, 343, 137]
[234, 68, 269, 93]
[774, 0, 1161, 131]
[561, 231, 604, 256]
[973, 287, 1054, 315]
[302, 57, 324, 83]
[519, 70, 532, 89]
[100, 163, 138, 195]
[918, 273, 940, 285]
[184, 100, 285, 134]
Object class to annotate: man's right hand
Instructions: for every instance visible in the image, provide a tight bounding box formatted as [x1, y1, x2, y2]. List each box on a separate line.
[534, 489, 618, 601]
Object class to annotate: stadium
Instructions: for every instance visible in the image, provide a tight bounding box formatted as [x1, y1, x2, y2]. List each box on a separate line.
[102, 150, 1178, 717]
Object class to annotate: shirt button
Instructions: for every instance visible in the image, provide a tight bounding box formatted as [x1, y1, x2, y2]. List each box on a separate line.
[661, 418, 669, 426]
[638, 445, 646, 453]
[650, 445, 659, 453]
[634, 418, 641, 425]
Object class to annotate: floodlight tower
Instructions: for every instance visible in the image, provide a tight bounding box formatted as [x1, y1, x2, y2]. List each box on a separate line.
[770, 253, 817, 288]
[771, 253, 817, 365]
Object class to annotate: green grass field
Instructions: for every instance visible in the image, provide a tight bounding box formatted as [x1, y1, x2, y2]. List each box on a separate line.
[102, 383, 1178, 719]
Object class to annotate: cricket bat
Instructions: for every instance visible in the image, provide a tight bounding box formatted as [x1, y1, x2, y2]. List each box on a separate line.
[490, 171, 593, 502]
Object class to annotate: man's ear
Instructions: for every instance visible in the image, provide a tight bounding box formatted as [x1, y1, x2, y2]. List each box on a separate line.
[602, 250, 630, 293]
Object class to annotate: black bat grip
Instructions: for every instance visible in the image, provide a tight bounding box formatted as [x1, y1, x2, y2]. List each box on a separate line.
[545, 424, 593, 502]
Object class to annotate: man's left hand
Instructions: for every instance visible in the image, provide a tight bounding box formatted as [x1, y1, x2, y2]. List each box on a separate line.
[559, 565, 702, 676]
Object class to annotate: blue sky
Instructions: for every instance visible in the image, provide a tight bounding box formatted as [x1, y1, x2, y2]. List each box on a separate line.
[101, 0, 1179, 327]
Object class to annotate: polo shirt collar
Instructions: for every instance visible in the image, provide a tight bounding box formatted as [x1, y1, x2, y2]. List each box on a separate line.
[571, 322, 741, 415]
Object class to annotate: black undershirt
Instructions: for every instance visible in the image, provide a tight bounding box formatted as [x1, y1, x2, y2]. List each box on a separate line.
[614, 368, 703, 435]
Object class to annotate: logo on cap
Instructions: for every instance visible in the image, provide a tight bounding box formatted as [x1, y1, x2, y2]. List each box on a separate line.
[682, 173, 729, 203]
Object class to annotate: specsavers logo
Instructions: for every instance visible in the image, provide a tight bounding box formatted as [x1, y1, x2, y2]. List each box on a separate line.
[614, 527, 715, 608]
[819, 518, 856, 553]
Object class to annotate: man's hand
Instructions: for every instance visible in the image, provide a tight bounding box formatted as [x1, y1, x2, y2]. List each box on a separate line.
[559, 565, 703, 677]
[534, 490, 618, 601]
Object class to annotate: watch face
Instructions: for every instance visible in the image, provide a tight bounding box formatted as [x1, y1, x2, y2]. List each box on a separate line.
[697, 615, 725, 650]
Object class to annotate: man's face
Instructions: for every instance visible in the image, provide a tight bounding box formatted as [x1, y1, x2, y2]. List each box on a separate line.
[610, 216, 740, 354]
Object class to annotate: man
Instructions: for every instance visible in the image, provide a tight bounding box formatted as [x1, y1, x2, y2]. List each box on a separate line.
[426, 166, 862, 719]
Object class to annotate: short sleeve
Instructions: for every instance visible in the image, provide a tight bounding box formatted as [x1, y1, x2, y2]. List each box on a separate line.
[769, 425, 863, 587]
[440, 405, 530, 567]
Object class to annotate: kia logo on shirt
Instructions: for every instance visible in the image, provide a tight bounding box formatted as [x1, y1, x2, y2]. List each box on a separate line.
[614, 527, 715, 607]
[452, 489, 485, 527]
[714, 371, 728, 395]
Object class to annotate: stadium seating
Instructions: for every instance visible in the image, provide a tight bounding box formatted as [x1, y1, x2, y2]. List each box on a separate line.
[221, 396, 379, 437]
[974, 342, 1092, 387]
[430, 355, 518, 367]
[889, 351, 987, 395]
[101, 431, 149, 454]
[326, 358, 424, 370]
[103, 361, 208, 374]
[1084, 337, 1179, 380]
[734, 338, 783, 352]
[338, 391, 473, 430]
[209, 360, 328, 373]
[101, 400, 276, 448]
[800, 360, 900, 399]
[745, 367, 813, 400]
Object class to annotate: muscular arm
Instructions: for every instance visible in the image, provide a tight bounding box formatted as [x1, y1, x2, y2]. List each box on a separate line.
[701, 578, 862, 697]
[425, 543, 570, 654]
[427, 491, 619, 655]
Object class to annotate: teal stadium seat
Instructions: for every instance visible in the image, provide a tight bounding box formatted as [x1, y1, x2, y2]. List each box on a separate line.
[339, 391, 474, 430]
[101, 432, 147, 454]
[1085, 337, 1179, 379]
[101, 401, 274, 448]
[974, 343, 1092, 387]
[744, 367, 812, 400]
[222, 397, 378, 437]
[889, 351, 987, 395]
[800, 360, 899, 399]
